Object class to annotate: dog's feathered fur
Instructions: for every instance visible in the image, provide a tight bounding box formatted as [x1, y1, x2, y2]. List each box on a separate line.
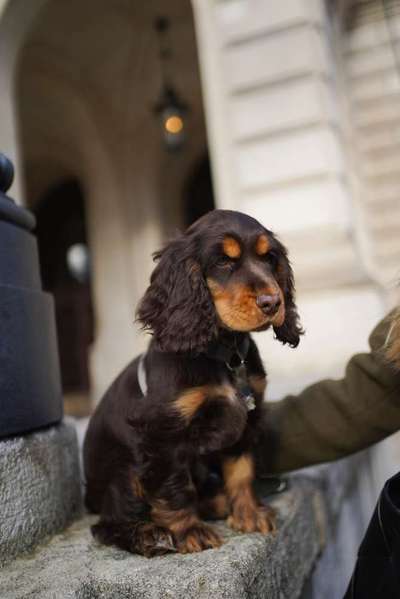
[83, 210, 302, 556]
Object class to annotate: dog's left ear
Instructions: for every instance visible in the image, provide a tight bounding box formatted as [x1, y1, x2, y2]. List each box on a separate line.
[136, 236, 218, 353]
[273, 242, 303, 348]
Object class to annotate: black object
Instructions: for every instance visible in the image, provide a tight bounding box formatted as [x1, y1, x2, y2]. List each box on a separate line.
[0, 153, 63, 438]
[256, 475, 289, 496]
[343, 471, 400, 598]
[153, 16, 188, 151]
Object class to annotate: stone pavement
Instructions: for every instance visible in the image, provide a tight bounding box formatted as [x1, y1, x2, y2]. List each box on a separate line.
[0, 478, 322, 599]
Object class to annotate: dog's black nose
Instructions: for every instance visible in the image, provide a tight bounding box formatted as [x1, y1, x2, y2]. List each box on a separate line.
[256, 294, 281, 314]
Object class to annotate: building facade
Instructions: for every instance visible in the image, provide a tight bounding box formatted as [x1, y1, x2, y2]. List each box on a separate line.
[1, 0, 399, 485]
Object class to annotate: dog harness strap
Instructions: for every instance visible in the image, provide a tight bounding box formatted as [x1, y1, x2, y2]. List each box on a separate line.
[137, 353, 148, 396]
[206, 334, 255, 411]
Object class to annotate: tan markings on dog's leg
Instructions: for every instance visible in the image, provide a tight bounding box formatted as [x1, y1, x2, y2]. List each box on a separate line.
[255, 234, 270, 256]
[200, 492, 230, 520]
[212, 493, 230, 518]
[131, 474, 145, 499]
[152, 501, 199, 535]
[173, 385, 236, 422]
[223, 454, 254, 495]
[223, 236, 241, 258]
[248, 374, 266, 396]
[223, 454, 275, 534]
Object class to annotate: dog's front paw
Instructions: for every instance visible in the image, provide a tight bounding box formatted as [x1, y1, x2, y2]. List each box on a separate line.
[137, 523, 176, 557]
[227, 504, 276, 534]
[175, 522, 223, 553]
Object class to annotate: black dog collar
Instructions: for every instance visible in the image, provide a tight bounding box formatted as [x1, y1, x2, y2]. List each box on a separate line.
[137, 334, 256, 411]
[206, 333, 250, 369]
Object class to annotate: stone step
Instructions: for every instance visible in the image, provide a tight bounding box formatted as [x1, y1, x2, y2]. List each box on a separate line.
[0, 478, 322, 599]
[0, 420, 82, 567]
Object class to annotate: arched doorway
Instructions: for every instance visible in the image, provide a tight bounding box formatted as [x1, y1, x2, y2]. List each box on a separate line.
[35, 180, 94, 416]
[183, 155, 215, 227]
[15, 0, 215, 403]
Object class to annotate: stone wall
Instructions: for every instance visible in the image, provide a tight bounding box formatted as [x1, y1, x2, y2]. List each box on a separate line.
[193, 0, 386, 398]
[342, 0, 400, 289]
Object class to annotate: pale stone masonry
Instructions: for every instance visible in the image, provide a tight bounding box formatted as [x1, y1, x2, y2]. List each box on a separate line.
[194, 0, 385, 398]
[343, 1, 400, 287]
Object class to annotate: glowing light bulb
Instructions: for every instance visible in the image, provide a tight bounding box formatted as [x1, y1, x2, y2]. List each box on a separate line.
[164, 115, 184, 134]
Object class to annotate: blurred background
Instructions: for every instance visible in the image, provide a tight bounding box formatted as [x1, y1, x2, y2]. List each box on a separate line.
[0, 0, 400, 591]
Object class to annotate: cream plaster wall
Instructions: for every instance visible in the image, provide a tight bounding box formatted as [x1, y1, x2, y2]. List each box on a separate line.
[193, 0, 389, 399]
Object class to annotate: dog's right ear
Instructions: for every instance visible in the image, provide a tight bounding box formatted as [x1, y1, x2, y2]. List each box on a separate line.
[272, 238, 303, 348]
[136, 236, 218, 353]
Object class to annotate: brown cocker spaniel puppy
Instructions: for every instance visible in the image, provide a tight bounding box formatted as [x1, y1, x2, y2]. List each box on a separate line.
[83, 209, 302, 557]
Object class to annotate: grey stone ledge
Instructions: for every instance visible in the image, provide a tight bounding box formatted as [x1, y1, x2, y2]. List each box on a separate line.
[0, 420, 82, 567]
[0, 478, 322, 599]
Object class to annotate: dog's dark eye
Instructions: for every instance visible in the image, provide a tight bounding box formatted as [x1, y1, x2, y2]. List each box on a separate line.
[262, 251, 279, 269]
[215, 256, 235, 269]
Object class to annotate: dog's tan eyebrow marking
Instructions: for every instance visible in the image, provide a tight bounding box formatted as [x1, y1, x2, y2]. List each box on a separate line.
[173, 385, 236, 422]
[255, 234, 270, 256]
[223, 236, 241, 259]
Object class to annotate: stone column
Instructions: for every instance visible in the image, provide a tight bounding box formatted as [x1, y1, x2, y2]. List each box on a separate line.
[0, 154, 81, 565]
[0, 154, 62, 437]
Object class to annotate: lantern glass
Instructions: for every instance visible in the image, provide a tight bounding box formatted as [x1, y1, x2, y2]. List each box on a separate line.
[161, 105, 185, 151]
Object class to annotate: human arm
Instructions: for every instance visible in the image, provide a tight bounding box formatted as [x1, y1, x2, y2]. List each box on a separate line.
[255, 312, 400, 474]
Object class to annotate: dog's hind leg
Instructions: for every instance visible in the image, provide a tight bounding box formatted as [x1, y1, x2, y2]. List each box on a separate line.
[91, 474, 176, 557]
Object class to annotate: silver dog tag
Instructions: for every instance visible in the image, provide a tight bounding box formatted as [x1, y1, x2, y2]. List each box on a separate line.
[244, 394, 256, 411]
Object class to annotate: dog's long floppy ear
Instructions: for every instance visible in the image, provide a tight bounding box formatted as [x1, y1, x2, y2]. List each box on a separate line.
[273, 241, 303, 348]
[136, 236, 218, 353]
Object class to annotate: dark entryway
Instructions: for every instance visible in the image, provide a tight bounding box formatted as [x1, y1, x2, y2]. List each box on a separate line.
[34, 180, 94, 416]
[183, 155, 215, 227]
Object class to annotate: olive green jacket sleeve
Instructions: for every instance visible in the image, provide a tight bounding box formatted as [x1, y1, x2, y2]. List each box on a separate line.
[256, 312, 400, 474]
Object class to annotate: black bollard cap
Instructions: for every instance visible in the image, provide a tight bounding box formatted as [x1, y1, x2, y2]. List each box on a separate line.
[0, 153, 36, 231]
[0, 152, 14, 192]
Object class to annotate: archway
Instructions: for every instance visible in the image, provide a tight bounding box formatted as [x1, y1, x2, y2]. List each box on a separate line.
[35, 180, 94, 415]
[183, 154, 215, 227]
[15, 0, 214, 403]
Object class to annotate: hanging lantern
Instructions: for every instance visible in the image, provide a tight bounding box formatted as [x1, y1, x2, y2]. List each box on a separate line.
[153, 17, 188, 152]
[154, 84, 187, 151]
